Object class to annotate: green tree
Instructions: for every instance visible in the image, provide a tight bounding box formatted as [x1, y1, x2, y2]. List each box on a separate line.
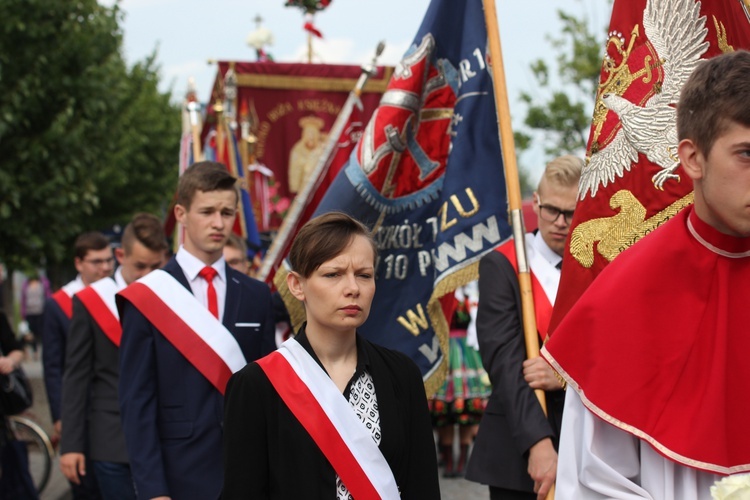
[514, 8, 605, 164]
[0, 0, 179, 288]
[84, 53, 180, 232]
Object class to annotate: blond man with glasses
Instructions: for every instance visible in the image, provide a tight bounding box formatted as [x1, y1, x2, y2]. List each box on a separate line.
[466, 155, 582, 500]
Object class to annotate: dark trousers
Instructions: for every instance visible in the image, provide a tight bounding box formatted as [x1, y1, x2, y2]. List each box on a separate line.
[490, 486, 536, 500]
[92, 461, 136, 500]
[69, 456, 102, 500]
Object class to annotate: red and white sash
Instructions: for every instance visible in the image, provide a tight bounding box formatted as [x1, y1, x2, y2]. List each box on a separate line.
[52, 279, 85, 319]
[76, 277, 122, 347]
[497, 235, 556, 341]
[258, 339, 399, 500]
[117, 270, 246, 394]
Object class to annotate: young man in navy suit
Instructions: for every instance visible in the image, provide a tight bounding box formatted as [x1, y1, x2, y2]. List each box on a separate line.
[117, 162, 276, 500]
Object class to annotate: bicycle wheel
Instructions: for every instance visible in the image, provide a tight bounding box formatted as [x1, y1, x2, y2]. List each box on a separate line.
[7, 415, 54, 495]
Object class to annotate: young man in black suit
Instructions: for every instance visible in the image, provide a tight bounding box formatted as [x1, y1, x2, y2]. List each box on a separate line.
[43, 231, 114, 500]
[117, 162, 276, 500]
[465, 155, 582, 500]
[60, 213, 168, 499]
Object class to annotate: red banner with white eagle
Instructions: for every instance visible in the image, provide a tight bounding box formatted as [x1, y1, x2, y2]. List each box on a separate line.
[549, 0, 750, 331]
[202, 62, 392, 231]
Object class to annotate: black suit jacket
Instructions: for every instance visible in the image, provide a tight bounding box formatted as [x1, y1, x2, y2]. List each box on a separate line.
[222, 328, 441, 500]
[0, 311, 22, 357]
[60, 292, 128, 462]
[117, 257, 276, 500]
[465, 250, 565, 492]
[42, 296, 70, 423]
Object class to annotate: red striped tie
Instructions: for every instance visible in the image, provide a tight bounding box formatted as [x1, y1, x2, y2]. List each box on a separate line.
[199, 266, 219, 318]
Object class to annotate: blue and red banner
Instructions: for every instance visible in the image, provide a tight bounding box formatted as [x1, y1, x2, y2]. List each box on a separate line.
[279, 0, 511, 393]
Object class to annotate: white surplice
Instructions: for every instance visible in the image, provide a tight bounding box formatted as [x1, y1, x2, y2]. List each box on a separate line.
[556, 389, 720, 499]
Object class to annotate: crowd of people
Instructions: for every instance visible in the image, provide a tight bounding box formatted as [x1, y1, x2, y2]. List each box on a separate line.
[0, 49, 748, 500]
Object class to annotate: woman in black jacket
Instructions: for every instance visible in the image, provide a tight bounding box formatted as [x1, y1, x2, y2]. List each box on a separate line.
[0, 311, 25, 407]
[0, 310, 37, 499]
[223, 212, 440, 499]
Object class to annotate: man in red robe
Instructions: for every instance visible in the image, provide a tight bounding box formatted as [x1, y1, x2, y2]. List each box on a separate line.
[543, 50, 750, 498]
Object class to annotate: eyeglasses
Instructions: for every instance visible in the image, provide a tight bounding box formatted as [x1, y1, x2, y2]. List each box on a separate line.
[538, 197, 575, 224]
[82, 257, 115, 267]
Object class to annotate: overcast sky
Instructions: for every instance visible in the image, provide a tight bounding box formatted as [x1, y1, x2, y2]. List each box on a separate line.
[110, 0, 611, 182]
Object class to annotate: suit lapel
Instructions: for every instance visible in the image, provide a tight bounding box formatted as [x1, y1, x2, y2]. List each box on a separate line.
[223, 264, 240, 335]
[165, 257, 192, 292]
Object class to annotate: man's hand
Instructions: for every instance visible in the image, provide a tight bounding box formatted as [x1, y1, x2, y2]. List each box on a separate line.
[528, 437, 557, 500]
[60, 452, 86, 484]
[523, 357, 564, 391]
[0, 356, 15, 374]
[151, 497, 171, 500]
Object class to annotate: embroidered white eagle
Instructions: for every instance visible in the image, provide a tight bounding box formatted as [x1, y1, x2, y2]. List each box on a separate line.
[580, 0, 709, 200]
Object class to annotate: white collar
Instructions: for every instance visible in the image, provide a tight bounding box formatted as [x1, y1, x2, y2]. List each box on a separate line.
[532, 231, 563, 269]
[175, 246, 227, 283]
[114, 267, 127, 290]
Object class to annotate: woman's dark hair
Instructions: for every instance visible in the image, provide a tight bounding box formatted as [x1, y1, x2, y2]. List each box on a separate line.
[288, 212, 378, 278]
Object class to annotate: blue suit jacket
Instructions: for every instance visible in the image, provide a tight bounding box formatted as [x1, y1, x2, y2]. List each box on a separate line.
[117, 258, 275, 500]
[42, 296, 70, 423]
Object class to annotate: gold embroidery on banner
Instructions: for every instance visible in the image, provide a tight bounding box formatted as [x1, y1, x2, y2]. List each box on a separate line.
[570, 190, 694, 268]
[714, 16, 735, 53]
[287, 116, 329, 194]
[424, 262, 480, 398]
[450, 189, 480, 218]
[236, 71, 392, 93]
[589, 26, 664, 154]
[420, 108, 454, 121]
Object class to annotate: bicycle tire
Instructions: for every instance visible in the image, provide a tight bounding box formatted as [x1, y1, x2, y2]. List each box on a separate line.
[8, 415, 54, 495]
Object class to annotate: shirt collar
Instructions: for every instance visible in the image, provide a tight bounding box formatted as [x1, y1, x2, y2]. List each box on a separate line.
[175, 245, 227, 283]
[532, 230, 563, 268]
[114, 267, 127, 290]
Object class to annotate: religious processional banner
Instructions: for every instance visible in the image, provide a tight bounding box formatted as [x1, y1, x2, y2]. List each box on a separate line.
[204, 62, 392, 231]
[549, 0, 750, 330]
[277, 0, 512, 394]
[172, 81, 262, 251]
[259, 83, 382, 286]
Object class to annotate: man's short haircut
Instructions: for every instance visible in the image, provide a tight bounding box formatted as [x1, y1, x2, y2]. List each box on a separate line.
[225, 233, 248, 256]
[677, 50, 750, 155]
[121, 213, 169, 254]
[538, 155, 583, 192]
[74, 232, 110, 260]
[176, 161, 239, 209]
[289, 212, 378, 278]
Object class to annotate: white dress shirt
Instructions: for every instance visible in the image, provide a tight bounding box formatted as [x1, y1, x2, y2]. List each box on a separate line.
[175, 246, 228, 322]
[114, 267, 127, 290]
[527, 231, 562, 303]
